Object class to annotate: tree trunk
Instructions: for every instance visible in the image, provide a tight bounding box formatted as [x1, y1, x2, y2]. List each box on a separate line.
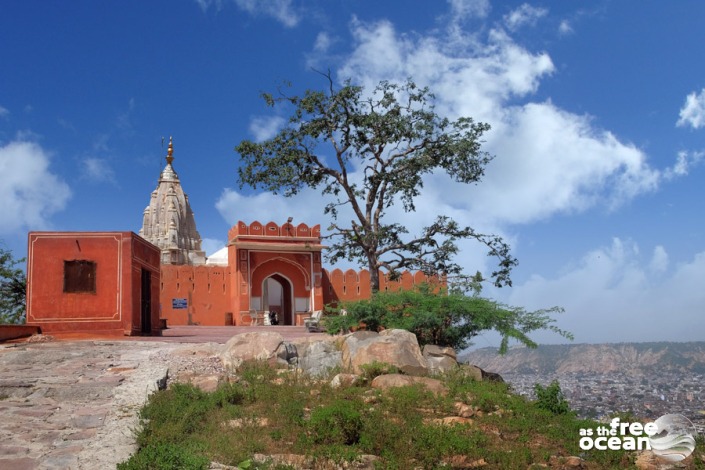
[368, 258, 380, 293]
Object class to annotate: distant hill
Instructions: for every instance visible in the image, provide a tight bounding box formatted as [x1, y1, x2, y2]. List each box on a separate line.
[459, 342, 705, 375]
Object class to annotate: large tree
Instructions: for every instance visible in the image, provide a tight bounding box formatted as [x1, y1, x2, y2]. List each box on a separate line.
[236, 76, 517, 292]
[0, 244, 26, 324]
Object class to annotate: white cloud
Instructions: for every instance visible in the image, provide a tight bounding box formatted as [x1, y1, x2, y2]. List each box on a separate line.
[194, 0, 298, 26]
[337, 18, 660, 225]
[663, 150, 705, 180]
[500, 239, 705, 344]
[234, 0, 299, 27]
[447, 0, 491, 21]
[677, 88, 705, 129]
[0, 105, 9, 119]
[503, 3, 548, 31]
[558, 20, 573, 35]
[81, 157, 117, 184]
[649, 245, 668, 274]
[248, 116, 285, 142]
[0, 140, 71, 234]
[314, 32, 332, 53]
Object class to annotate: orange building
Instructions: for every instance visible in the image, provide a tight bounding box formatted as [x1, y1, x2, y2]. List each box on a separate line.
[26, 232, 161, 336]
[25, 137, 436, 334]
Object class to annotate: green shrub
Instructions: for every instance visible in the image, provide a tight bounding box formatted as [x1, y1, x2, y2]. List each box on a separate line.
[117, 442, 209, 470]
[358, 361, 400, 381]
[533, 380, 572, 415]
[326, 284, 571, 352]
[307, 399, 364, 445]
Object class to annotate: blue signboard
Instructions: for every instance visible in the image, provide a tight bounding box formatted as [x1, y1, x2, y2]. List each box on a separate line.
[172, 298, 188, 309]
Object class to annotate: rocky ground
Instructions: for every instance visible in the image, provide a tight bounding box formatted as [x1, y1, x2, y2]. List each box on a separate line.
[0, 337, 225, 470]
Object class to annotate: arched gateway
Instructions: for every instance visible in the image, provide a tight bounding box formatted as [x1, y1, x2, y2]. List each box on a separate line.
[228, 220, 325, 326]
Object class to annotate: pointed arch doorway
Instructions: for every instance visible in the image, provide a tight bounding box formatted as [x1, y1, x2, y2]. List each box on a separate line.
[263, 274, 293, 325]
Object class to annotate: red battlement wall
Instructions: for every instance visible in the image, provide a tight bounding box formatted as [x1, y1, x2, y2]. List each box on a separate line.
[322, 269, 440, 305]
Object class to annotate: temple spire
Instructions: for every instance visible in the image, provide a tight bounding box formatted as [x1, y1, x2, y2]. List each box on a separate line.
[140, 135, 205, 265]
[166, 136, 174, 165]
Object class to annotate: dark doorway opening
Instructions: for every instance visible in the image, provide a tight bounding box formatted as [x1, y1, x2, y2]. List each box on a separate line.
[140, 269, 152, 334]
[265, 274, 293, 325]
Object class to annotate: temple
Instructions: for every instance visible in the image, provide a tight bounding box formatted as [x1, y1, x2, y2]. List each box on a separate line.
[139, 137, 206, 266]
[26, 137, 435, 335]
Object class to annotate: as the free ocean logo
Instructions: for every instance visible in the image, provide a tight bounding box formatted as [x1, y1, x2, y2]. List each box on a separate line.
[579, 414, 696, 462]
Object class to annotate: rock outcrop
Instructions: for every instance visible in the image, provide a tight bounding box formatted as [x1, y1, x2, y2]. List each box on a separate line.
[422, 344, 458, 374]
[341, 329, 429, 376]
[370, 374, 448, 396]
[220, 331, 284, 369]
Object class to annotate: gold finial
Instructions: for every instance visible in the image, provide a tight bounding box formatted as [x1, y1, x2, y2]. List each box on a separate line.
[166, 136, 174, 165]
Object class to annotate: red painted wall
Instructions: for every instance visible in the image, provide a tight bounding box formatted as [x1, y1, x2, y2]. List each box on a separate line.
[26, 232, 161, 336]
[159, 265, 231, 326]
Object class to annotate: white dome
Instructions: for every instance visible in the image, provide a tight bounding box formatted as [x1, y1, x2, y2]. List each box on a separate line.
[205, 246, 228, 266]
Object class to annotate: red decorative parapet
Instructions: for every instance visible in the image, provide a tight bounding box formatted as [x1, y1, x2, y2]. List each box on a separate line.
[228, 220, 320, 240]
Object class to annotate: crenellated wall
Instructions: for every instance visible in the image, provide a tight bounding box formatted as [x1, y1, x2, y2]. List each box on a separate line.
[322, 268, 441, 304]
[157, 220, 442, 326]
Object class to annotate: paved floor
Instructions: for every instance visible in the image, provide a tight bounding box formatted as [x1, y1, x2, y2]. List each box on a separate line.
[0, 326, 325, 469]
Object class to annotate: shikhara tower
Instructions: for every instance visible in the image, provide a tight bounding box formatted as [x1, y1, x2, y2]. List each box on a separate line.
[139, 137, 206, 265]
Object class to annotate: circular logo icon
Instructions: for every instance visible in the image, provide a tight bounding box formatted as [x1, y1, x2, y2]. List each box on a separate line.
[648, 414, 697, 462]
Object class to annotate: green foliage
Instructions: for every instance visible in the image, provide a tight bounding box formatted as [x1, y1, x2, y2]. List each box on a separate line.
[358, 361, 401, 381]
[120, 362, 702, 469]
[533, 380, 572, 415]
[324, 284, 571, 352]
[307, 399, 364, 445]
[116, 442, 209, 470]
[0, 244, 26, 324]
[236, 74, 516, 291]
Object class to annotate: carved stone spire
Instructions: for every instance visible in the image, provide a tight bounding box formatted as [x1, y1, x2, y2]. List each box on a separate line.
[139, 137, 206, 265]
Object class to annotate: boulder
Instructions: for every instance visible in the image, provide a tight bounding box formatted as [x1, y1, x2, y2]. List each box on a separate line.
[296, 339, 342, 377]
[459, 364, 504, 383]
[342, 329, 428, 376]
[459, 364, 483, 381]
[371, 374, 447, 396]
[274, 341, 299, 367]
[422, 345, 458, 374]
[330, 373, 361, 388]
[219, 332, 284, 369]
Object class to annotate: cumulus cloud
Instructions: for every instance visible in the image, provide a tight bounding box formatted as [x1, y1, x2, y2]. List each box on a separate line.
[500, 239, 705, 344]
[0, 105, 9, 119]
[221, 9, 675, 286]
[248, 116, 285, 142]
[0, 140, 71, 234]
[503, 3, 547, 31]
[336, 18, 661, 225]
[677, 88, 705, 129]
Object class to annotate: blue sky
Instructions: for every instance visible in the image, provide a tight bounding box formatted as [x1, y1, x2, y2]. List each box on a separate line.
[2, 0, 704, 346]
